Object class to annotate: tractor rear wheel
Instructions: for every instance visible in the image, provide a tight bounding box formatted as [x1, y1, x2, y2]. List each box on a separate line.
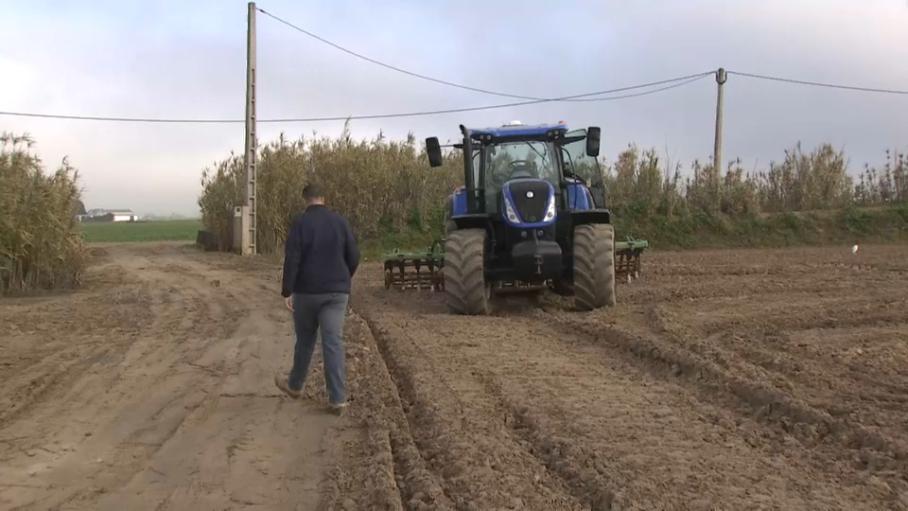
[573, 224, 616, 311]
[443, 229, 490, 315]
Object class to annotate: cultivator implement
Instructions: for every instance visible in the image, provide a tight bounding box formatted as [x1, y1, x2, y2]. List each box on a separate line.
[383, 242, 445, 291]
[384, 238, 648, 291]
[615, 238, 648, 281]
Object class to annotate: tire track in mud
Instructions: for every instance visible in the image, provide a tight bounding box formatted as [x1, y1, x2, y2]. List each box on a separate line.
[6, 243, 906, 508]
[90, 255, 284, 508]
[341, 313, 449, 510]
[2, 254, 248, 510]
[355, 247, 908, 509]
[0, 275, 157, 428]
[647, 302, 908, 438]
[471, 371, 618, 510]
[357, 298, 894, 509]
[107, 246, 396, 509]
[0, 246, 305, 510]
[539, 306, 908, 497]
[356, 307, 588, 510]
[622, 247, 908, 446]
[539, 311, 896, 507]
[6, 245, 388, 509]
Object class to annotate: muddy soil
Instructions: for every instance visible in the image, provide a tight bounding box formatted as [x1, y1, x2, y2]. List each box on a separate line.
[0, 244, 355, 510]
[352, 244, 908, 510]
[2, 243, 907, 510]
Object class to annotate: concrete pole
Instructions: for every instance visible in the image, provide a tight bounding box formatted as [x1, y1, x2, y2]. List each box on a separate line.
[713, 67, 727, 211]
[243, 2, 258, 255]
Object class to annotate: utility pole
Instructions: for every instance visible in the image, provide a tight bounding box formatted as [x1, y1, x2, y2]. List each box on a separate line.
[713, 67, 727, 211]
[242, 1, 258, 255]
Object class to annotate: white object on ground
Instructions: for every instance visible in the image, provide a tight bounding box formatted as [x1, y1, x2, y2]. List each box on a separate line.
[851, 244, 859, 254]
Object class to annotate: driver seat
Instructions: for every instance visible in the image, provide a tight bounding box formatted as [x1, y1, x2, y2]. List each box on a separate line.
[509, 161, 537, 179]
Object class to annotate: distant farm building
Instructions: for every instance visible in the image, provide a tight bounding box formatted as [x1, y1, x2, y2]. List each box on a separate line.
[78, 209, 139, 223]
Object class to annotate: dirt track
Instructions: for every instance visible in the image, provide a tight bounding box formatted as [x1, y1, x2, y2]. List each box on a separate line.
[2, 243, 907, 510]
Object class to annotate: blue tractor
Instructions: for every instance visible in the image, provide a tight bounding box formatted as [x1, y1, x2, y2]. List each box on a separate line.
[425, 122, 616, 314]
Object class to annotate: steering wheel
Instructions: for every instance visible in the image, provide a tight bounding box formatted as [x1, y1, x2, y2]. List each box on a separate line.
[489, 160, 538, 187]
[507, 160, 536, 180]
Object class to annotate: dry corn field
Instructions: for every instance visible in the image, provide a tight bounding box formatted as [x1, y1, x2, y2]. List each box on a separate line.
[1, 242, 907, 510]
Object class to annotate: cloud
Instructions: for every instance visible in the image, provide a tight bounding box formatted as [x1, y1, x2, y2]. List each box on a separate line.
[1, 0, 906, 215]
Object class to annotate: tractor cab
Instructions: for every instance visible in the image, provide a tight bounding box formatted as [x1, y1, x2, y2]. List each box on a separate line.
[426, 122, 616, 315]
[431, 122, 606, 222]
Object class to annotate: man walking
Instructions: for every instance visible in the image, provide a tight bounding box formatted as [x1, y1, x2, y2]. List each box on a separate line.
[275, 184, 359, 414]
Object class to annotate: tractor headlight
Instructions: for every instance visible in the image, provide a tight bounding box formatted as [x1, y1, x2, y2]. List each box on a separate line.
[504, 198, 521, 223]
[543, 195, 556, 222]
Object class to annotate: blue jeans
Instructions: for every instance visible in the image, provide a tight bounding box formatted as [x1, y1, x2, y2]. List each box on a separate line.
[287, 292, 349, 405]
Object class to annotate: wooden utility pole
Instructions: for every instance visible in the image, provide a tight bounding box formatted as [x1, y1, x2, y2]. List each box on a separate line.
[713, 67, 727, 210]
[242, 2, 258, 255]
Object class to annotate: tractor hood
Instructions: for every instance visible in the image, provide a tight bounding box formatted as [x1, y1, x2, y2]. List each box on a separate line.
[501, 179, 556, 227]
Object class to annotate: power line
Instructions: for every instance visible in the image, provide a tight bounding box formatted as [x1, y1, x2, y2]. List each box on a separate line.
[6, 68, 904, 125]
[0, 72, 712, 124]
[727, 70, 908, 95]
[256, 7, 551, 101]
[0, 112, 241, 123]
[256, 6, 706, 103]
[563, 74, 710, 102]
[261, 74, 712, 122]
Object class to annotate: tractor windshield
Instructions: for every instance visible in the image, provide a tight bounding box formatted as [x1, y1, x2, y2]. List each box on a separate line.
[484, 141, 559, 191]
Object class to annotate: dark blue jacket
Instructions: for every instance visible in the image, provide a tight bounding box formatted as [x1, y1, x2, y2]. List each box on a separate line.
[281, 205, 360, 297]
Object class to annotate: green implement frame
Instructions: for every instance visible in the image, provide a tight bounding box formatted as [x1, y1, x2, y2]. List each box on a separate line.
[384, 238, 647, 292]
[383, 241, 445, 291]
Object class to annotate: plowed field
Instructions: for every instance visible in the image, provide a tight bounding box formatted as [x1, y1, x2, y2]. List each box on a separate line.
[2, 243, 906, 510]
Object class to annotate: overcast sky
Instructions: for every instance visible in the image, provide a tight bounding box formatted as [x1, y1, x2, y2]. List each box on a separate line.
[2, 0, 907, 216]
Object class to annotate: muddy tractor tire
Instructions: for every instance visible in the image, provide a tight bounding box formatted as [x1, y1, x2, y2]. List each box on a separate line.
[573, 224, 616, 311]
[443, 229, 490, 315]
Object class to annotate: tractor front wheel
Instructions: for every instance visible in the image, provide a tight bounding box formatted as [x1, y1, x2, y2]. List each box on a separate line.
[573, 224, 616, 311]
[443, 229, 490, 315]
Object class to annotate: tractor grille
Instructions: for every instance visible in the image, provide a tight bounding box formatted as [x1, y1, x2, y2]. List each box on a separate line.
[507, 180, 551, 223]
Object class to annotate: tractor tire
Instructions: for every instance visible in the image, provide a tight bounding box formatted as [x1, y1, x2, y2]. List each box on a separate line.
[573, 224, 616, 311]
[443, 229, 490, 315]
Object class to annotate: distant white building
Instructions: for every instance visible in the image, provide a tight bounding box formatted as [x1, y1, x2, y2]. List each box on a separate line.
[109, 210, 139, 222]
[77, 209, 139, 222]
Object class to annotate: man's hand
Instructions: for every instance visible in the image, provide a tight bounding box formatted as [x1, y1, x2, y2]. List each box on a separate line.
[285, 296, 294, 312]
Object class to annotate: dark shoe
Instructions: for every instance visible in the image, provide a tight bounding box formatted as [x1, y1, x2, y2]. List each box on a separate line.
[274, 374, 301, 399]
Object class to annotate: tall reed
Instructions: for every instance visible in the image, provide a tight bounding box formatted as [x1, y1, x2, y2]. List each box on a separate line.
[1, 134, 85, 294]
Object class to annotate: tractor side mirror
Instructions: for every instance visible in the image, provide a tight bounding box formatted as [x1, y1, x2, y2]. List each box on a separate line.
[585, 127, 601, 157]
[426, 137, 443, 167]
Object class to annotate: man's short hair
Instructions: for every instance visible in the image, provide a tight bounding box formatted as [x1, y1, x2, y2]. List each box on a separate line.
[303, 183, 323, 200]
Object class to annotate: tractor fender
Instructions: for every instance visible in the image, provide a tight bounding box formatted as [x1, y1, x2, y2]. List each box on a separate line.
[451, 187, 469, 216]
[565, 179, 595, 211]
[450, 214, 489, 231]
[570, 209, 611, 226]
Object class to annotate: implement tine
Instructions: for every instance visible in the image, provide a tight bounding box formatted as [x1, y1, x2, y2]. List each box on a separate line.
[383, 245, 446, 292]
[614, 239, 647, 282]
